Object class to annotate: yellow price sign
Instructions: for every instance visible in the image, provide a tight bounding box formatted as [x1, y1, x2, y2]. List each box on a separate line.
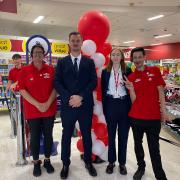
[51, 42, 69, 55]
[0, 39, 11, 52]
[22, 40, 27, 52]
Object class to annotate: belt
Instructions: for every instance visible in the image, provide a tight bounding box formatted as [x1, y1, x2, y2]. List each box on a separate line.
[106, 94, 127, 100]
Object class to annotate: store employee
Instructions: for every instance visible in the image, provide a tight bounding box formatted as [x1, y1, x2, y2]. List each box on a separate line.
[5, 54, 22, 94]
[124, 47, 171, 180]
[18, 44, 57, 177]
[101, 48, 131, 175]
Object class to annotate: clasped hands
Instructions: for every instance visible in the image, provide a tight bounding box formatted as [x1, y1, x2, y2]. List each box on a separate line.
[69, 95, 83, 108]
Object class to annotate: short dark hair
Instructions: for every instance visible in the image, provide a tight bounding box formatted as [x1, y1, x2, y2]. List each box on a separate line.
[30, 43, 45, 57]
[69, 31, 83, 40]
[12, 54, 21, 60]
[130, 47, 146, 61]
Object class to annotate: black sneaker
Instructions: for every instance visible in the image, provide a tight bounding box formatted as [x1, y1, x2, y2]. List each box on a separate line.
[33, 160, 42, 177]
[133, 167, 145, 180]
[43, 159, 54, 174]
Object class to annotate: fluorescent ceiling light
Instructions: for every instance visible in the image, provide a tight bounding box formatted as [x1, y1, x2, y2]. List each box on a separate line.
[155, 34, 172, 38]
[151, 43, 162, 46]
[147, 14, 164, 21]
[33, 16, 44, 23]
[123, 40, 135, 44]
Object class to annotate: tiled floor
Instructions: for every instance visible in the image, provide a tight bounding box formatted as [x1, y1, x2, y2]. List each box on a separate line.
[0, 112, 179, 180]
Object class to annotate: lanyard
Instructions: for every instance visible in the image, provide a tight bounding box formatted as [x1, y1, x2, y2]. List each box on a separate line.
[113, 68, 120, 92]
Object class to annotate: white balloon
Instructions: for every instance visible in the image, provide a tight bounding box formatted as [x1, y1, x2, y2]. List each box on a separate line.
[93, 101, 103, 116]
[91, 131, 97, 142]
[91, 53, 105, 68]
[97, 66, 104, 78]
[92, 139, 106, 156]
[99, 146, 108, 161]
[98, 114, 106, 124]
[75, 121, 80, 131]
[93, 91, 97, 103]
[81, 40, 97, 56]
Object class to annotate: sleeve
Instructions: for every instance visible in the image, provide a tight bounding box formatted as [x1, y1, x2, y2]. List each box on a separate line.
[79, 59, 97, 100]
[8, 69, 13, 81]
[17, 68, 26, 90]
[154, 67, 166, 87]
[54, 59, 71, 104]
[101, 69, 107, 116]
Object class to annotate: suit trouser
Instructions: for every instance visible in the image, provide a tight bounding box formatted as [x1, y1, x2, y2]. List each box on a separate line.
[28, 116, 55, 160]
[105, 96, 130, 165]
[131, 119, 167, 180]
[61, 105, 93, 166]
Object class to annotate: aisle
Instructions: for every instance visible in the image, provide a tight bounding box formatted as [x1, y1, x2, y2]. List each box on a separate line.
[0, 113, 179, 180]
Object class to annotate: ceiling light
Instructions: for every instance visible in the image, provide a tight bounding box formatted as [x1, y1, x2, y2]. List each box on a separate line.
[147, 14, 164, 21]
[33, 16, 44, 24]
[151, 43, 162, 46]
[123, 40, 135, 44]
[154, 34, 172, 38]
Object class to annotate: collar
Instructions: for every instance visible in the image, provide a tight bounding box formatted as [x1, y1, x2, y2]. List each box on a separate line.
[70, 53, 82, 61]
[134, 65, 148, 74]
[31, 62, 47, 72]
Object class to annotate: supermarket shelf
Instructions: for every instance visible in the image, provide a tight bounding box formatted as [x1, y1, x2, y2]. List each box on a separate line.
[163, 124, 180, 140]
[0, 108, 8, 111]
[0, 97, 10, 100]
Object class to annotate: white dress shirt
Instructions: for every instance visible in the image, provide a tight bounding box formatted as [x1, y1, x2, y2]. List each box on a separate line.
[70, 53, 82, 70]
[107, 67, 127, 98]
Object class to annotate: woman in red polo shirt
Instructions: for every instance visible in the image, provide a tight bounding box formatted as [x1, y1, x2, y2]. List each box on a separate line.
[124, 47, 171, 180]
[18, 44, 57, 177]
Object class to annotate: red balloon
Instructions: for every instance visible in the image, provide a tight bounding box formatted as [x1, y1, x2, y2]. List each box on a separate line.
[92, 115, 98, 129]
[105, 55, 110, 66]
[91, 154, 96, 161]
[97, 42, 112, 56]
[94, 123, 108, 138]
[77, 130, 82, 137]
[103, 42, 112, 56]
[77, 139, 84, 152]
[98, 136, 108, 146]
[78, 11, 110, 45]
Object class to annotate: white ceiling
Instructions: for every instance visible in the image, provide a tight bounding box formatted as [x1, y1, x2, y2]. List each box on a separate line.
[1, 0, 180, 47]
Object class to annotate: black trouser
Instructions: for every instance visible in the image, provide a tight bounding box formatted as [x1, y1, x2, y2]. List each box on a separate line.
[105, 96, 130, 165]
[28, 116, 55, 160]
[61, 105, 93, 166]
[131, 119, 167, 180]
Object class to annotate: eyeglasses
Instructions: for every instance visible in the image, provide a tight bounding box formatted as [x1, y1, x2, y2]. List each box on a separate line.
[33, 51, 44, 54]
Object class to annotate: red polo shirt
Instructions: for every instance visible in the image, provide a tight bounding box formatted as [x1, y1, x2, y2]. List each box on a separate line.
[18, 63, 57, 120]
[8, 67, 21, 82]
[128, 66, 165, 120]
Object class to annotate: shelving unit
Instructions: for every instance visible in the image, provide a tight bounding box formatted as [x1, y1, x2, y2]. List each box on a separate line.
[164, 83, 180, 139]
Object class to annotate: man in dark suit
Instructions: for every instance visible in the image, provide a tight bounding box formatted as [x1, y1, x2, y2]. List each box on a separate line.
[54, 31, 97, 179]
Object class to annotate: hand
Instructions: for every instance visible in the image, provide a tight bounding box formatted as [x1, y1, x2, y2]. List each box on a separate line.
[36, 102, 49, 112]
[123, 76, 134, 91]
[161, 111, 174, 122]
[69, 95, 83, 108]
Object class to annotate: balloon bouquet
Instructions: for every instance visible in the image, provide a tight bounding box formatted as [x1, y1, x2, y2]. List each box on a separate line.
[75, 11, 112, 162]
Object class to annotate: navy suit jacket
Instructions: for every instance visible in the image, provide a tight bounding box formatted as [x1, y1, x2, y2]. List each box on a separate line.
[101, 67, 132, 116]
[54, 55, 97, 110]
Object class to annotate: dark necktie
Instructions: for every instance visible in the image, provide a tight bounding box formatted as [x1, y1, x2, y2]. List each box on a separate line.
[74, 58, 78, 74]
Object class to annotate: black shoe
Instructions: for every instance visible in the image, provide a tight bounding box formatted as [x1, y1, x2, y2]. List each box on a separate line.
[33, 160, 42, 177]
[60, 165, 69, 179]
[119, 165, 127, 175]
[85, 163, 97, 177]
[133, 167, 145, 180]
[43, 159, 54, 174]
[106, 163, 115, 174]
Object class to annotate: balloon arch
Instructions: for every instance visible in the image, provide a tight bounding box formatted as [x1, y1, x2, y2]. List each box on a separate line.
[75, 10, 112, 162]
